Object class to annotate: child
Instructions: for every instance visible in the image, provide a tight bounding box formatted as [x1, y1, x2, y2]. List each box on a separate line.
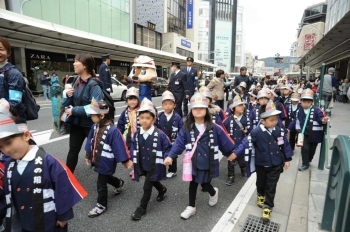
[288, 89, 329, 171]
[267, 88, 287, 123]
[130, 98, 172, 220]
[246, 89, 258, 117]
[0, 114, 87, 231]
[198, 86, 224, 126]
[233, 100, 293, 223]
[249, 89, 270, 130]
[164, 93, 236, 220]
[155, 91, 183, 178]
[280, 85, 293, 106]
[238, 82, 248, 102]
[285, 93, 301, 150]
[223, 95, 250, 185]
[85, 98, 132, 218]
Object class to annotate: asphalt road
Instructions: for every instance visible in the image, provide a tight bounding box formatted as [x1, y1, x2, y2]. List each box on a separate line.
[28, 96, 246, 232]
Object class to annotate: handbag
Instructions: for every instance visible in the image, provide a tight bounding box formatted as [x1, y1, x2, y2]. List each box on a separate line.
[182, 126, 206, 182]
[296, 108, 311, 147]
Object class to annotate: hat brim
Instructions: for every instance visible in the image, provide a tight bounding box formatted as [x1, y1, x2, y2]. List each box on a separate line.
[290, 98, 300, 101]
[85, 107, 109, 115]
[162, 98, 175, 102]
[190, 103, 208, 109]
[229, 102, 246, 109]
[260, 109, 281, 119]
[301, 97, 314, 100]
[137, 108, 156, 115]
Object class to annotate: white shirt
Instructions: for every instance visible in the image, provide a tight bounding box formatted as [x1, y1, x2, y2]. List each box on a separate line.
[195, 123, 205, 131]
[164, 111, 173, 121]
[234, 114, 243, 121]
[140, 125, 155, 140]
[291, 104, 298, 111]
[17, 145, 39, 175]
[175, 70, 180, 75]
[187, 67, 191, 72]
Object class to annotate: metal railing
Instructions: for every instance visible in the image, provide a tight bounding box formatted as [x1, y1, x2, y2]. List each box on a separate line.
[321, 135, 350, 231]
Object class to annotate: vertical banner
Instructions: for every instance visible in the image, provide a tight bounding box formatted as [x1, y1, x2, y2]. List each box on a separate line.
[187, 0, 193, 29]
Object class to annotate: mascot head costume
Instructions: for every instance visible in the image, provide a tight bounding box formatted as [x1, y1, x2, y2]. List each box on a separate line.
[129, 55, 157, 82]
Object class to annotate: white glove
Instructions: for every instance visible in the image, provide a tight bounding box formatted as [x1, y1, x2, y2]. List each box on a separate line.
[106, 88, 111, 92]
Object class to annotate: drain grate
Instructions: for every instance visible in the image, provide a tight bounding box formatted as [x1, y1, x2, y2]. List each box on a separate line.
[240, 214, 280, 232]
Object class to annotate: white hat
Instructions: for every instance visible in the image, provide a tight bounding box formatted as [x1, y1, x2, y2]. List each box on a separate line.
[249, 84, 256, 91]
[267, 88, 278, 98]
[189, 93, 209, 108]
[257, 83, 261, 87]
[257, 89, 269, 100]
[138, 98, 156, 115]
[260, 100, 281, 119]
[198, 86, 212, 98]
[0, 114, 29, 139]
[248, 90, 257, 98]
[280, 84, 293, 92]
[229, 95, 246, 109]
[161, 90, 175, 102]
[297, 88, 303, 94]
[300, 88, 314, 100]
[290, 92, 300, 101]
[85, 97, 109, 115]
[132, 55, 156, 69]
[239, 82, 247, 88]
[0, 98, 11, 115]
[126, 87, 139, 99]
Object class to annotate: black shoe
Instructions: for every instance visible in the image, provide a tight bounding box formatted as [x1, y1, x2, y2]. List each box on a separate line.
[225, 176, 234, 186]
[241, 168, 246, 177]
[157, 187, 167, 202]
[298, 165, 309, 171]
[113, 179, 125, 195]
[131, 207, 146, 220]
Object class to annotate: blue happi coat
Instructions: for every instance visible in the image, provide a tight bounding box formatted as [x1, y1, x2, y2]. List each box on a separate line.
[85, 123, 130, 175]
[249, 106, 285, 132]
[117, 109, 140, 148]
[285, 103, 301, 129]
[234, 124, 293, 177]
[2, 148, 87, 232]
[168, 124, 235, 179]
[154, 111, 183, 143]
[131, 127, 172, 181]
[288, 106, 324, 143]
[222, 114, 250, 146]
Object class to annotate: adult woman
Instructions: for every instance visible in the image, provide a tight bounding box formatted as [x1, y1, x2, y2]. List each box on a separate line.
[207, 69, 225, 109]
[64, 53, 104, 173]
[62, 74, 70, 85]
[0, 37, 26, 120]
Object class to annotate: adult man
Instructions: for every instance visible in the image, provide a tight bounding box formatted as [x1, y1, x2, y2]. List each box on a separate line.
[234, 67, 250, 93]
[99, 53, 112, 93]
[322, 67, 337, 109]
[169, 62, 189, 117]
[40, 71, 51, 101]
[181, 57, 197, 116]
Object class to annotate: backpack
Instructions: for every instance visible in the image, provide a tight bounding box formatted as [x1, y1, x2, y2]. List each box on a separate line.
[89, 79, 115, 122]
[3, 68, 40, 120]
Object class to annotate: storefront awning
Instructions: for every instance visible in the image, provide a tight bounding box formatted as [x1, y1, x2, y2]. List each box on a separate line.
[298, 11, 350, 68]
[0, 9, 216, 69]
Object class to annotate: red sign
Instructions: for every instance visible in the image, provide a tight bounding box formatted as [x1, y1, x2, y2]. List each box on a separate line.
[304, 33, 316, 50]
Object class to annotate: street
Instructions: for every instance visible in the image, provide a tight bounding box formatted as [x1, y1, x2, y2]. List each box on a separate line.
[29, 97, 247, 232]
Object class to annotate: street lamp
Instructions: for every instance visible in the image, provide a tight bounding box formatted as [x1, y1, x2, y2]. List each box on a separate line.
[20, 0, 32, 14]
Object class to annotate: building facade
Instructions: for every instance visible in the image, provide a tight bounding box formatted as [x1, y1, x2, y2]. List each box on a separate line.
[198, 0, 210, 63]
[325, 0, 350, 33]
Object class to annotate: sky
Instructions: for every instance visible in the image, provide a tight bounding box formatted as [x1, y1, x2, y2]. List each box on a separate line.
[241, 0, 325, 59]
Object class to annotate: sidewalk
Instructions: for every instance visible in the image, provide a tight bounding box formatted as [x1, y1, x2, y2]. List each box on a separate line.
[212, 102, 350, 232]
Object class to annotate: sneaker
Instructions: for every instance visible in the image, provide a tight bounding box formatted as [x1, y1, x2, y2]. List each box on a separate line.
[131, 207, 146, 220]
[209, 187, 219, 206]
[225, 176, 234, 186]
[257, 195, 265, 208]
[180, 206, 196, 220]
[298, 165, 309, 171]
[113, 179, 125, 195]
[166, 172, 177, 178]
[262, 208, 272, 223]
[157, 186, 167, 202]
[88, 203, 107, 218]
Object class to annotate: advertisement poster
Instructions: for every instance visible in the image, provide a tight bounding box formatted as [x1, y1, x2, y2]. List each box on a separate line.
[214, 20, 232, 73]
[304, 33, 316, 50]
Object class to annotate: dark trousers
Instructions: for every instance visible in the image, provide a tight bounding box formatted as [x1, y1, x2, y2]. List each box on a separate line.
[225, 88, 230, 101]
[97, 174, 121, 207]
[342, 94, 348, 103]
[289, 130, 298, 151]
[215, 100, 224, 109]
[301, 135, 318, 166]
[174, 95, 184, 117]
[227, 156, 245, 177]
[255, 165, 281, 209]
[168, 157, 177, 173]
[189, 179, 215, 207]
[140, 171, 165, 210]
[66, 125, 91, 172]
[183, 91, 194, 115]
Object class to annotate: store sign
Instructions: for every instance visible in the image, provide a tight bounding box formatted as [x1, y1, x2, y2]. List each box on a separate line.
[30, 54, 51, 60]
[187, 0, 193, 29]
[181, 39, 191, 48]
[304, 33, 316, 50]
[214, 20, 232, 72]
[261, 67, 274, 75]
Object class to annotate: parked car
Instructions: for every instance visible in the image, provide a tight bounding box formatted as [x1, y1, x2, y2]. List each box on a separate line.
[110, 77, 127, 101]
[127, 77, 169, 96]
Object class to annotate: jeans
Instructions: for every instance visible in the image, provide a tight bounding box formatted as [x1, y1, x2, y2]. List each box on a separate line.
[140, 171, 165, 210]
[42, 84, 50, 100]
[321, 92, 333, 109]
[66, 124, 91, 172]
[97, 174, 122, 207]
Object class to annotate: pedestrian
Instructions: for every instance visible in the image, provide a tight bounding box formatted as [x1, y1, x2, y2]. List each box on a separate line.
[341, 79, 350, 103]
[207, 69, 225, 109]
[168, 61, 189, 117]
[199, 86, 225, 127]
[0, 114, 87, 231]
[84, 98, 132, 218]
[223, 95, 250, 186]
[224, 73, 230, 101]
[63, 53, 104, 173]
[182, 57, 197, 116]
[321, 67, 337, 109]
[163, 93, 236, 220]
[279, 84, 293, 106]
[249, 89, 270, 131]
[288, 89, 329, 171]
[40, 71, 51, 101]
[130, 98, 172, 220]
[155, 91, 183, 179]
[233, 67, 250, 92]
[0, 37, 26, 120]
[267, 88, 287, 124]
[285, 92, 301, 151]
[99, 53, 113, 94]
[233, 100, 293, 223]
[62, 74, 70, 85]
[246, 89, 258, 118]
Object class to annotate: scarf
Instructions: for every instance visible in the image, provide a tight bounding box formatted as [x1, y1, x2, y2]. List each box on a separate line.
[91, 123, 112, 164]
[124, 108, 140, 144]
[296, 106, 314, 141]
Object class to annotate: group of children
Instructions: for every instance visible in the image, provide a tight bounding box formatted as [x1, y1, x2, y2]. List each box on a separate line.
[0, 79, 329, 230]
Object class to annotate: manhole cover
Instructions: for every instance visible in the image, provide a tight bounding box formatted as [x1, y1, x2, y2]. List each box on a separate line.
[240, 214, 280, 232]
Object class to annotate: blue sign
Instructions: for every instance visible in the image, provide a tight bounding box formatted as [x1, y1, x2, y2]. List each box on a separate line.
[181, 39, 191, 48]
[187, 0, 193, 29]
